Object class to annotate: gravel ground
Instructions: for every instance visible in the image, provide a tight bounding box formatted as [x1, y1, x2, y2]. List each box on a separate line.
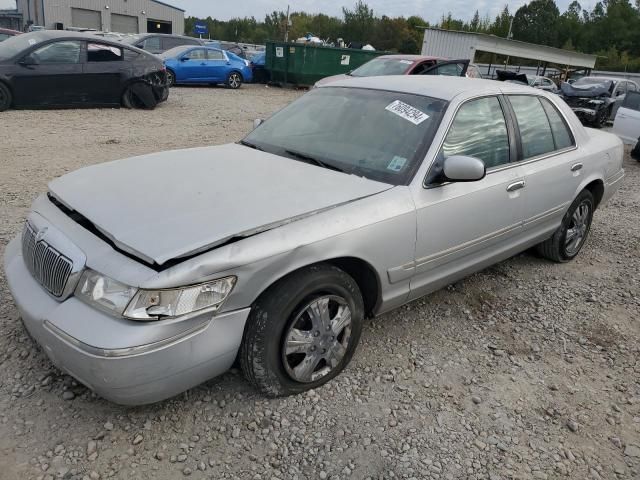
[0, 85, 639, 480]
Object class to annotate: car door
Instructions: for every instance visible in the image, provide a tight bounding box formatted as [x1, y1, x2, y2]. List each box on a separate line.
[204, 48, 229, 82]
[420, 59, 470, 77]
[408, 95, 525, 301]
[177, 48, 209, 81]
[81, 42, 127, 105]
[611, 81, 627, 119]
[12, 40, 84, 107]
[613, 90, 640, 144]
[506, 95, 581, 239]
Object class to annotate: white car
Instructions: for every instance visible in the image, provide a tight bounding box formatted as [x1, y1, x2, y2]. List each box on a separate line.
[612, 89, 640, 146]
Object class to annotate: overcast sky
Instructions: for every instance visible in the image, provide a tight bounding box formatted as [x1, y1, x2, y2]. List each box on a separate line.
[0, 0, 590, 23]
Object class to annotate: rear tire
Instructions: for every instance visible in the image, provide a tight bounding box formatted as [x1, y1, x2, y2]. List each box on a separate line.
[240, 264, 364, 397]
[122, 83, 156, 110]
[536, 190, 594, 263]
[0, 82, 11, 111]
[226, 72, 243, 89]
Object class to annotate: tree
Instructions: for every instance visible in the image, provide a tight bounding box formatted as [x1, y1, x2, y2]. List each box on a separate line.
[342, 1, 375, 42]
[512, 0, 560, 45]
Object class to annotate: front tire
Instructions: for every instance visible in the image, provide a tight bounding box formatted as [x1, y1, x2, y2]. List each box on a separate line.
[537, 190, 594, 263]
[166, 69, 175, 87]
[0, 82, 11, 112]
[226, 72, 243, 89]
[240, 264, 364, 397]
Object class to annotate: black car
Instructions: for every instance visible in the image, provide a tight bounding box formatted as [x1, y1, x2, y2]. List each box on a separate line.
[123, 33, 204, 54]
[0, 31, 169, 111]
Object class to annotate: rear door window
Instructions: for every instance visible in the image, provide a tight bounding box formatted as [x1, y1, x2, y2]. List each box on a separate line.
[508, 95, 556, 159]
[540, 98, 575, 150]
[87, 43, 122, 62]
[207, 49, 225, 60]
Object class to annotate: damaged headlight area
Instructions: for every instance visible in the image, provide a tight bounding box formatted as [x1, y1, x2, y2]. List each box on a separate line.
[123, 277, 236, 321]
[75, 269, 138, 316]
[75, 270, 236, 321]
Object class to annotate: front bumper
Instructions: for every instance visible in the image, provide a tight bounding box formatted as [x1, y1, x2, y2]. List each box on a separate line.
[3, 236, 250, 405]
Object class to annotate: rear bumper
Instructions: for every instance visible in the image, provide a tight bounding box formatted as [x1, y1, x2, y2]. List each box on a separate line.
[4, 236, 250, 405]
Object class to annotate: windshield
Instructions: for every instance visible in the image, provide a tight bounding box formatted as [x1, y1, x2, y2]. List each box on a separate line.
[351, 58, 413, 77]
[243, 87, 446, 185]
[159, 46, 189, 59]
[0, 32, 42, 60]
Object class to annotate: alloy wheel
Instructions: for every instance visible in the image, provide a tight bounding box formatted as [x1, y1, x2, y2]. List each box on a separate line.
[167, 71, 175, 87]
[565, 200, 591, 255]
[282, 295, 352, 383]
[229, 73, 241, 89]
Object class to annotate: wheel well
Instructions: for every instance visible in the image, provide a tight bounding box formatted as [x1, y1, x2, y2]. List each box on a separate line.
[0, 79, 13, 98]
[584, 180, 604, 209]
[324, 257, 380, 318]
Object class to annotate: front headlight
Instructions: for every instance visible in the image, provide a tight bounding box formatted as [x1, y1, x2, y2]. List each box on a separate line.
[75, 269, 137, 316]
[244, 59, 250, 66]
[123, 277, 236, 321]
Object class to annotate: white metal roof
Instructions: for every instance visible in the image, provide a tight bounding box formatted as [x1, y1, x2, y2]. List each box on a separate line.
[422, 28, 596, 69]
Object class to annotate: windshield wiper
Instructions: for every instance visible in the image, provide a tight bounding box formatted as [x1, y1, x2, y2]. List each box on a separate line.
[284, 149, 346, 173]
[239, 139, 264, 151]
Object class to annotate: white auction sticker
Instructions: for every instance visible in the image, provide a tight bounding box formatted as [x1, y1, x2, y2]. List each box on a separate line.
[385, 100, 429, 125]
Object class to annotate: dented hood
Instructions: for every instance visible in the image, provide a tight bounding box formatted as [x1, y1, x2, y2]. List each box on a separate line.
[48, 144, 392, 266]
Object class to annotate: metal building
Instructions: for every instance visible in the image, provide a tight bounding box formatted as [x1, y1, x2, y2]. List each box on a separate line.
[422, 27, 596, 74]
[15, 0, 184, 34]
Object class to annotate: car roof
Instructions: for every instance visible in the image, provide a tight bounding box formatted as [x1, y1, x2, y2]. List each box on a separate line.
[9, 30, 125, 46]
[320, 75, 533, 101]
[376, 54, 442, 62]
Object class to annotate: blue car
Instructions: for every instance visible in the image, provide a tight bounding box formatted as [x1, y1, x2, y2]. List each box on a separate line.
[160, 45, 252, 89]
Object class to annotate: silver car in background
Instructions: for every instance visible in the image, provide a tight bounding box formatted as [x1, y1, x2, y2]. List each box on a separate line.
[4, 76, 624, 405]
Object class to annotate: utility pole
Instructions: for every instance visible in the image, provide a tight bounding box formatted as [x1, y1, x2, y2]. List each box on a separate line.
[505, 16, 514, 68]
[284, 5, 290, 42]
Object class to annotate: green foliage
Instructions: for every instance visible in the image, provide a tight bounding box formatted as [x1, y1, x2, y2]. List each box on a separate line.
[184, 0, 640, 71]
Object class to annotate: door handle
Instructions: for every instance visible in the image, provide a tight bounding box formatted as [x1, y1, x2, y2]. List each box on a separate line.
[200, 63, 206, 65]
[570, 163, 583, 172]
[506, 180, 526, 192]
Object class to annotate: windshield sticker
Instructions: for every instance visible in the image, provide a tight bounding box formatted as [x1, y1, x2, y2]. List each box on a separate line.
[28, 39, 36, 45]
[385, 100, 429, 125]
[387, 156, 407, 172]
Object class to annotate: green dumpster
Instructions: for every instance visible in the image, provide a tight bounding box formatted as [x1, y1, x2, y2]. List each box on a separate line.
[265, 41, 388, 87]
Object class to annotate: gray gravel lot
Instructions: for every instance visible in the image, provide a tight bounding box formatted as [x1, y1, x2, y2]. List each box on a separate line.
[0, 85, 639, 480]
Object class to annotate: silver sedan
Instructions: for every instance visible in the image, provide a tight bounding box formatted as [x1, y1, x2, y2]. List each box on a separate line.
[4, 76, 624, 404]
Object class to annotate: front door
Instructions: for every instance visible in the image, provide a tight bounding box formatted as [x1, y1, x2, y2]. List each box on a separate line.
[12, 40, 84, 107]
[409, 95, 525, 301]
[178, 48, 210, 82]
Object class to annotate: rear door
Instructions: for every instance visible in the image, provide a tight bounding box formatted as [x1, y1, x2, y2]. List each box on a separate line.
[420, 59, 469, 77]
[82, 42, 128, 105]
[204, 48, 229, 82]
[506, 94, 581, 239]
[12, 40, 85, 106]
[613, 90, 640, 144]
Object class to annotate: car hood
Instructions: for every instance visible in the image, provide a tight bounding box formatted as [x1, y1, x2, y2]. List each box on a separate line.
[315, 74, 351, 87]
[48, 144, 392, 266]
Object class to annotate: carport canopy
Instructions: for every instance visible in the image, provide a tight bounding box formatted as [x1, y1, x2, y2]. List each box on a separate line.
[421, 27, 596, 70]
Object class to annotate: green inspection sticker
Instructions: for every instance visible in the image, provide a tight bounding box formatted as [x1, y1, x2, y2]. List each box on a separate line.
[387, 156, 407, 172]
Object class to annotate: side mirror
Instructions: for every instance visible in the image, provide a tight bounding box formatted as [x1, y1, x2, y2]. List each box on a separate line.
[180, 56, 190, 62]
[443, 155, 486, 182]
[19, 55, 37, 66]
[253, 118, 264, 129]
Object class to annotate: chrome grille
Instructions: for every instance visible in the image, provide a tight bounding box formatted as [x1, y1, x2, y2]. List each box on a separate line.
[22, 222, 73, 297]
